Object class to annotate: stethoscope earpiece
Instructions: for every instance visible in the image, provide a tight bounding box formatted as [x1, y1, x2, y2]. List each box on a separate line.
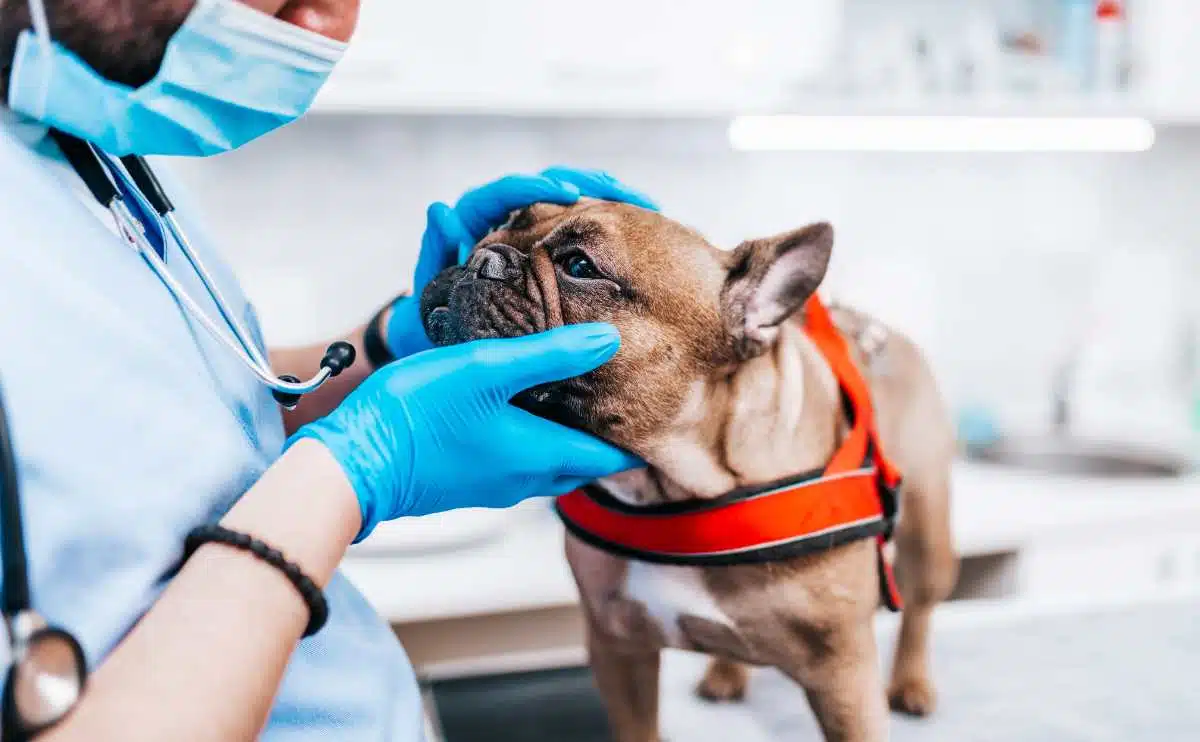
[271, 342, 357, 410]
[319, 341, 356, 377]
[271, 376, 303, 411]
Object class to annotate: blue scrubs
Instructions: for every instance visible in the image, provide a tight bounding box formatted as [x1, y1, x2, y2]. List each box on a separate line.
[0, 114, 422, 740]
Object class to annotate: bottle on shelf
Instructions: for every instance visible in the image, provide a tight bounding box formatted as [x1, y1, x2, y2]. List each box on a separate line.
[1092, 0, 1130, 94]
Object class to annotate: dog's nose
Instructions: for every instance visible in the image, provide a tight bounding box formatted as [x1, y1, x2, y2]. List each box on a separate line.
[469, 243, 524, 282]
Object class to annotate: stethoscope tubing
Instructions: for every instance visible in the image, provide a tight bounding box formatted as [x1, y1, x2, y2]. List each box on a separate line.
[118, 155, 272, 371]
[163, 212, 272, 370]
[127, 213, 333, 395]
[1, 129, 354, 738]
[50, 131, 333, 397]
[0, 382, 32, 618]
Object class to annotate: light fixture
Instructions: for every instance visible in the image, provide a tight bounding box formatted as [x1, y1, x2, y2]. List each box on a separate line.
[728, 116, 1156, 152]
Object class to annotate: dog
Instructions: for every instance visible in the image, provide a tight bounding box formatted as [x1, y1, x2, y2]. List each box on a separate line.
[420, 199, 959, 742]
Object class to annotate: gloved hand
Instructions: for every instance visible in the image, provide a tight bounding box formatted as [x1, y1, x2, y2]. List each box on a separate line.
[289, 323, 641, 540]
[385, 167, 657, 360]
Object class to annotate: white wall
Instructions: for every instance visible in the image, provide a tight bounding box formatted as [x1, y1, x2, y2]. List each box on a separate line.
[168, 115, 1200, 441]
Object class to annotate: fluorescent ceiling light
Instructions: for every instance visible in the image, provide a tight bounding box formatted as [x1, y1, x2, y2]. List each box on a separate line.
[728, 116, 1155, 152]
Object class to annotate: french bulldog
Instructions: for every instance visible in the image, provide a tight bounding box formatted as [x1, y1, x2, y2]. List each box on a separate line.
[420, 199, 958, 742]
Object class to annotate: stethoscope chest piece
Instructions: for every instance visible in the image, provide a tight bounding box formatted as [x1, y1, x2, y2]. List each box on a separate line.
[2, 382, 87, 741]
[2, 612, 86, 740]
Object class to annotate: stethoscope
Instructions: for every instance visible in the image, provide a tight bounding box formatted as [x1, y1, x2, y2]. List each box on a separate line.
[47, 130, 357, 410]
[2, 381, 86, 741]
[0, 132, 362, 739]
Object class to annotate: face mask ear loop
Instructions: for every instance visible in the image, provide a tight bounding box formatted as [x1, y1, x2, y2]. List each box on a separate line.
[26, 0, 52, 47]
[24, 0, 54, 115]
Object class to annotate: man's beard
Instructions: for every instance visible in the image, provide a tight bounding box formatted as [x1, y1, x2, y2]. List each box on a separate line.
[0, 0, 192, 101]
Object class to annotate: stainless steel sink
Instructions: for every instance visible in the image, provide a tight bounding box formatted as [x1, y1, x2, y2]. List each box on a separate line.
[963, 436, 1192, 479]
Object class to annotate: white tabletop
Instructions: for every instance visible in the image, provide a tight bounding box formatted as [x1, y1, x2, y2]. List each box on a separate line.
[655, 589, 1200, 742]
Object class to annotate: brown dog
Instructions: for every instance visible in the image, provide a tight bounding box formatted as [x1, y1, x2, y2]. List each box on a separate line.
[421, 199, 959, 742]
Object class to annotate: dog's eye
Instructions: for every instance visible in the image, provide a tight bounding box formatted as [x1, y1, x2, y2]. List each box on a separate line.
[564, 253, 602, 280]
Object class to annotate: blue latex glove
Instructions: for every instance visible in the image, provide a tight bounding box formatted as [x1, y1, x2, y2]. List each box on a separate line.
[385, 168, 657, 360]
[289, 324, 641, 540]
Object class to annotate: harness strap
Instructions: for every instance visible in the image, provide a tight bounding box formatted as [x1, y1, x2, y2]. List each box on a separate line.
[556, 466, 887, 567]
[807, 299, 905, 612]
[803, 299, 901, 489]
[556, 296, 904, 612]
[877, 534, 904, 612]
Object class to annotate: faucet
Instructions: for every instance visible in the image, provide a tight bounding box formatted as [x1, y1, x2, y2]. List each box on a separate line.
[1050, 352, 1076, 435]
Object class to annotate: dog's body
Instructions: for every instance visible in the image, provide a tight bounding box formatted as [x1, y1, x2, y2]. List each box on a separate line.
[421, 200, 959, 742]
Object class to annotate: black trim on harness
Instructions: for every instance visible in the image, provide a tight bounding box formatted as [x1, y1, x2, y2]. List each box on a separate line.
[580, 388, 870, 519]
[555, 500, 889, 567]
[579, 463, 840, 517]
[863, 438, 902, 538]
[877, 544, 903, 612]
[877, 476, 901, 540]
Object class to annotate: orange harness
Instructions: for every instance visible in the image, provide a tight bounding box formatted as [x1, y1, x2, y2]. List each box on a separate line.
[555, 297, 904, 612]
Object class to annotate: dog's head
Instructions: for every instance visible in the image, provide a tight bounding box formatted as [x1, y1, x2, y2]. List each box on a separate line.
[421, 199, 833, 477]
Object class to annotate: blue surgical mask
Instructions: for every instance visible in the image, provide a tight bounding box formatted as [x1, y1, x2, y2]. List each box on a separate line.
[6, 0, 346, 156]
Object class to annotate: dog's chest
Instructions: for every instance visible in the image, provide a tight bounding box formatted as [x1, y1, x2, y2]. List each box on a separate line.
[621, 562, 736, 647]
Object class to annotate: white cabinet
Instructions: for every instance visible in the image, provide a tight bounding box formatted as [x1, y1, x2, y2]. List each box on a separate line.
[316, 0, 843, 114]
[1020, 530, 1200, 600]
[1133, 0, 1200, 121]
[314, 0, 1200, 120]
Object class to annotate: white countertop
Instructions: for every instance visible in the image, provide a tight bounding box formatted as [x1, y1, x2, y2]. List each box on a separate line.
[342, 460, 1200, 624]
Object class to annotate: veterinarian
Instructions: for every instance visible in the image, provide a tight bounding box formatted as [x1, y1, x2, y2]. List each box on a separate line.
[0, 0, 655, 739]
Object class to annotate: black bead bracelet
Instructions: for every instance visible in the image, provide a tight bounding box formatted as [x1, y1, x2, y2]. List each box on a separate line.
[182, 524, 329, 638]
[362, 297, 400, 370]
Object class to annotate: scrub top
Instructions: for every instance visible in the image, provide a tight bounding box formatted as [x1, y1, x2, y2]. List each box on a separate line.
[0, 113, 423, 741]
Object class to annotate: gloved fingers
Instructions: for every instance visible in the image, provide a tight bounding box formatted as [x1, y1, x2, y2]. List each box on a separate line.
[504, 409, 644, 481]
[548, 433, 644, 481]
[429, 203, 479, 267]
[383, 295, 435, 362]
[413, 202, 460, 292]
[464, 324, 621, 399]
[483, 482, 545, 510]
[551, 474, 593, 495]
[540, 166, 659, 211]
[454, 174, 581, 239]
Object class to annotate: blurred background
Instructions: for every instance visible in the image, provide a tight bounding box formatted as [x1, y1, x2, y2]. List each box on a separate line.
[171, 0, 1200, 449]
[165, 1, 1199, 739]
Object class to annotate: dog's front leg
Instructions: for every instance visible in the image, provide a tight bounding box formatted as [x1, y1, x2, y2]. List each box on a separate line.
[587, 621, 662, 742]
[785, 620, 889, 742]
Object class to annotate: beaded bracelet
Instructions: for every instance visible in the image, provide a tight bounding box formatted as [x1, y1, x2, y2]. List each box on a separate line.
[182, 524, 329, 638]
[362, 297, 399, 370]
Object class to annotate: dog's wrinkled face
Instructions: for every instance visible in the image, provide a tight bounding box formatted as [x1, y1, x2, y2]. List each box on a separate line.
[421, 199, 833, 454]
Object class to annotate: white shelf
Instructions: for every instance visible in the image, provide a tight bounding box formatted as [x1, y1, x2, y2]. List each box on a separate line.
[319, 0, 839, 117]
[310, 0, 1200, 124]
[312, 79, 1200, 124]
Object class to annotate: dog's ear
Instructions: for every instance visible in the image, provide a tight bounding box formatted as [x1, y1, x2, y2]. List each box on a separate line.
[721, 222, 833, 359]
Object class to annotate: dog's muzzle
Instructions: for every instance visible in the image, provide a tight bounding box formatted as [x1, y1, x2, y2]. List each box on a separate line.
[420, 243, 563, 346]
[469, 243, 524, 283]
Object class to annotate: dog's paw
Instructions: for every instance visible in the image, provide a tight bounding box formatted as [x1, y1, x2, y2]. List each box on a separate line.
[887, 677, 937, 717]
[695, 659, 748, 703]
